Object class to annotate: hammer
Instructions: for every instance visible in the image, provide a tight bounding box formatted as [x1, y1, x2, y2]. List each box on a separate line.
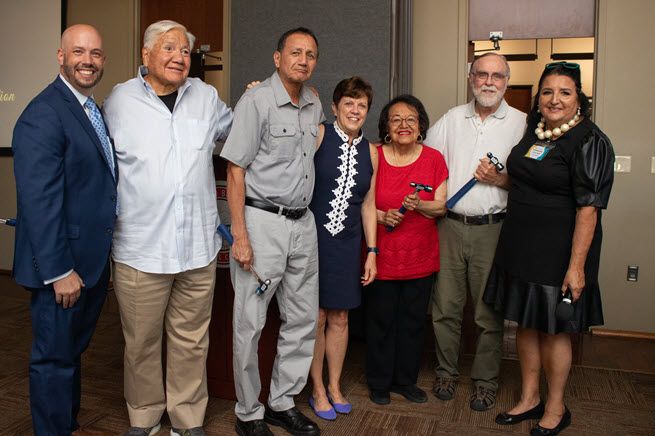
[217, 224, 271, 295]
[1, 218, 16, 227]
[386, 182, 434, 232]
[446, 152, 504, 210]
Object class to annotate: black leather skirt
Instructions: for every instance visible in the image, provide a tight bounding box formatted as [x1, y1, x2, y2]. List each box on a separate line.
[483, 266, 604, 334]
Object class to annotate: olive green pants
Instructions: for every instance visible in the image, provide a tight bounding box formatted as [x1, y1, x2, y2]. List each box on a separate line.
[431, 217, 504, 390]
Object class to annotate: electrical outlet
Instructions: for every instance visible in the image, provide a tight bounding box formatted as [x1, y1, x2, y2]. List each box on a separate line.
[627, 265, 639, 282]
[490, 31, 503, 40]
[200, 44, 211, 52]
[614, 156, 631, 173]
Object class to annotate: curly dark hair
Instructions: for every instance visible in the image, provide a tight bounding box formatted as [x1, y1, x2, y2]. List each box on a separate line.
[527, 62, 591, 129]
[377, 94, 430, 142]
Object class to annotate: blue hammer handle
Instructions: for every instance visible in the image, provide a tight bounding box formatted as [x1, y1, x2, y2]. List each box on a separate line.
[445, 152, 504, 210]
[446, 178, 478, 210]
[1, 218, 16, 227]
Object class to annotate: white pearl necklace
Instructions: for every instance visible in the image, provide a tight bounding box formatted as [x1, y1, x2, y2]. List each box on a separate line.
[535, 114, 579, 141]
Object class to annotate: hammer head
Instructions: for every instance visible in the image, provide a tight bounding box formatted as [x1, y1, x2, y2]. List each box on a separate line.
[409, 182, 434, 193]
[486, 152, 505, 172]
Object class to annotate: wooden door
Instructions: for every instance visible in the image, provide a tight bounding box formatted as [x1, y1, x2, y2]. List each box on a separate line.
[140, 0, 223, 52]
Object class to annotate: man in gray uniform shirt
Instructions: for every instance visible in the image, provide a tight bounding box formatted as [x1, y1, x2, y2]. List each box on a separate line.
[220, 27, 323, 436]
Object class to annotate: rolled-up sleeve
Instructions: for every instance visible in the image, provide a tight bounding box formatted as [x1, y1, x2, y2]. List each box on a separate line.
[214, 89, 233, 142]
[572, 129, 615, 209]
[220, 93, 262, 169]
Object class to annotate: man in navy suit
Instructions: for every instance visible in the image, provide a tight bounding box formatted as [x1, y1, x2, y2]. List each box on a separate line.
[12, 24, 116, 436]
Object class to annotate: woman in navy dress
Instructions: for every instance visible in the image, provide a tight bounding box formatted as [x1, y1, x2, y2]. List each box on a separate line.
[308, 77, 378, 420]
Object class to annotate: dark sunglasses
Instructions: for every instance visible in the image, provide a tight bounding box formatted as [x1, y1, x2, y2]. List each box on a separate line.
[546, 61, 580, 70]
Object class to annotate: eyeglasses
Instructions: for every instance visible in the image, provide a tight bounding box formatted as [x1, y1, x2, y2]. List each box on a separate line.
[389, 116, 418, 127]
[471, 71, 507, 82]
[546, 62, 580, 70]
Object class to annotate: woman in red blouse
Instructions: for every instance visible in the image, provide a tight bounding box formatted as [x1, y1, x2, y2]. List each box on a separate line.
[366, 94, 448, 405]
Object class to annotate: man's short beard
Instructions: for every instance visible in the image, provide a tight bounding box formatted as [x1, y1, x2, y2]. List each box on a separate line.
[63, 62, 103, 89]
[473, 85, 505, 108]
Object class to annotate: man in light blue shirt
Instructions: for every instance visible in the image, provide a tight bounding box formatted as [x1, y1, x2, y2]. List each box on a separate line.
[103, 20, 232, 436]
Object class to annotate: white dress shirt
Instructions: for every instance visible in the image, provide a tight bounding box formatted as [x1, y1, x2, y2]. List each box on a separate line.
[424, 99, 526, 216]
[102, 69, 233, 273]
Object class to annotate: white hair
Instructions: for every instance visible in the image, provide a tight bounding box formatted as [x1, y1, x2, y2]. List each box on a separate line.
[470, 52, 511, 79]
[143, 20, 195, 50]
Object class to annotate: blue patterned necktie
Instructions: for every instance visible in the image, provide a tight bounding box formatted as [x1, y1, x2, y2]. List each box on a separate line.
[84, 97, 115, 181]
[85, 97, 118, 214]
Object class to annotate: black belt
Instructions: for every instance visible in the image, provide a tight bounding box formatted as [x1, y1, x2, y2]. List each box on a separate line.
[446, 211, 506, 225]
[245, 197, 308, 220]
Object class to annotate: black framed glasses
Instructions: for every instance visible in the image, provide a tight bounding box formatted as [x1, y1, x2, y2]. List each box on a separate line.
[546, 61, 580, 70]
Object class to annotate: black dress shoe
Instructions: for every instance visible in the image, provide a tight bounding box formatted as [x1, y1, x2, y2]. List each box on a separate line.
[530, 407, 571, 435]
[390, 384, 428, 403]
[235, 418, 273, 436]
[264, 406, 320, 436]
[496, 400, 545, 425]
[369, 389, 391, 405]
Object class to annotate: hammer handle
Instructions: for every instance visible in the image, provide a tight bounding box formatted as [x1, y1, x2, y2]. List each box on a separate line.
[1, 218, 16, 227]
[446, 177, 478, 210]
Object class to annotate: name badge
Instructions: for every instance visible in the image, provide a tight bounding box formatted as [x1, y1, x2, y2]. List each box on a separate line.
[525, 142, 553, 161]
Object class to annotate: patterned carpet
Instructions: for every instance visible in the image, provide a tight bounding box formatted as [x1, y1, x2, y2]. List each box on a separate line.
[2, 283, 654, 435]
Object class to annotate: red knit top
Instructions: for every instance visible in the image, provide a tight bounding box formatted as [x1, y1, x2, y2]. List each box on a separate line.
[375, 145, 448, 280]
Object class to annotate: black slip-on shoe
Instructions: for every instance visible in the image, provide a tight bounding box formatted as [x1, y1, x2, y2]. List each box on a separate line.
[390, 384, 428, 403]
[496, 401, 545, 425]
[530, 407, 571, 435]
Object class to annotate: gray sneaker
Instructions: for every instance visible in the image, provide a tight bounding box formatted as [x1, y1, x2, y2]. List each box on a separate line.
[432, 376, 457, 401]
[170, 427, 205, 436]
[469, 385, 497, 411]
[124, 423, 161, 436]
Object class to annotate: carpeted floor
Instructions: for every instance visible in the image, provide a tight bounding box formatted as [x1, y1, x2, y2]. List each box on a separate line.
[2, 278, 654, 435]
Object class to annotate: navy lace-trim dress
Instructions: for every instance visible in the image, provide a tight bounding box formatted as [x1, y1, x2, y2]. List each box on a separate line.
[483, 118, 615, 334]
[309, 122, 373, 310]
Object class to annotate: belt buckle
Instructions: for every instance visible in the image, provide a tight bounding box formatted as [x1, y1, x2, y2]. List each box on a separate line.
[463, 215, 470, 225]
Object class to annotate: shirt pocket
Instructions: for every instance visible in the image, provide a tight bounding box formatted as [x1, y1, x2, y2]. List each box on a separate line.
[303, 124, 318, 160]
[269, 123, 298, 161]
[178, 119, 212, 150]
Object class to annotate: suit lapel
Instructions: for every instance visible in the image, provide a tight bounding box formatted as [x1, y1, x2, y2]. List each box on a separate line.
[53, 77, 116, 181]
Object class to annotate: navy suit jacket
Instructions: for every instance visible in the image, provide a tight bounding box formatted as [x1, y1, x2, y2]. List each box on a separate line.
[12, 76, 118, 289]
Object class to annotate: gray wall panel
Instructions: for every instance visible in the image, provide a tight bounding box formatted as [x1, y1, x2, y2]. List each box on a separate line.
[231, 0, 392, 139]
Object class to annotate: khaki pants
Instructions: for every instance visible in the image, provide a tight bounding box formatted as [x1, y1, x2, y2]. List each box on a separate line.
[113, 257, 217, 428]
[431, 217, 503, 390]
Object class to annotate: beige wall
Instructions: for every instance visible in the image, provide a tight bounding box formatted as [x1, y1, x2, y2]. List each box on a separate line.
[413, 0, 655, 333]
[594, 0, 655, 332]
[66, 0, 138, 104]
[0, 0, 61, 271]
[413, 0, 469, 124]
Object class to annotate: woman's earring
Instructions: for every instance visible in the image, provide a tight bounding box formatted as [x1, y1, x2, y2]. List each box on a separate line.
[384, 134, 391, 144]
[577, 107, 581, 116]
[417, 134, 424, 142]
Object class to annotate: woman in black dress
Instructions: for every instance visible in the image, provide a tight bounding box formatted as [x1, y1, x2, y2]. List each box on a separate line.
[484, 63, 614, 435]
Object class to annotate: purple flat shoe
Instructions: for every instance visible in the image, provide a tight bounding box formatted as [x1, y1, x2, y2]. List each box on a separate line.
[309, 396, 337, 421]
[328, 392, 352, 414]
